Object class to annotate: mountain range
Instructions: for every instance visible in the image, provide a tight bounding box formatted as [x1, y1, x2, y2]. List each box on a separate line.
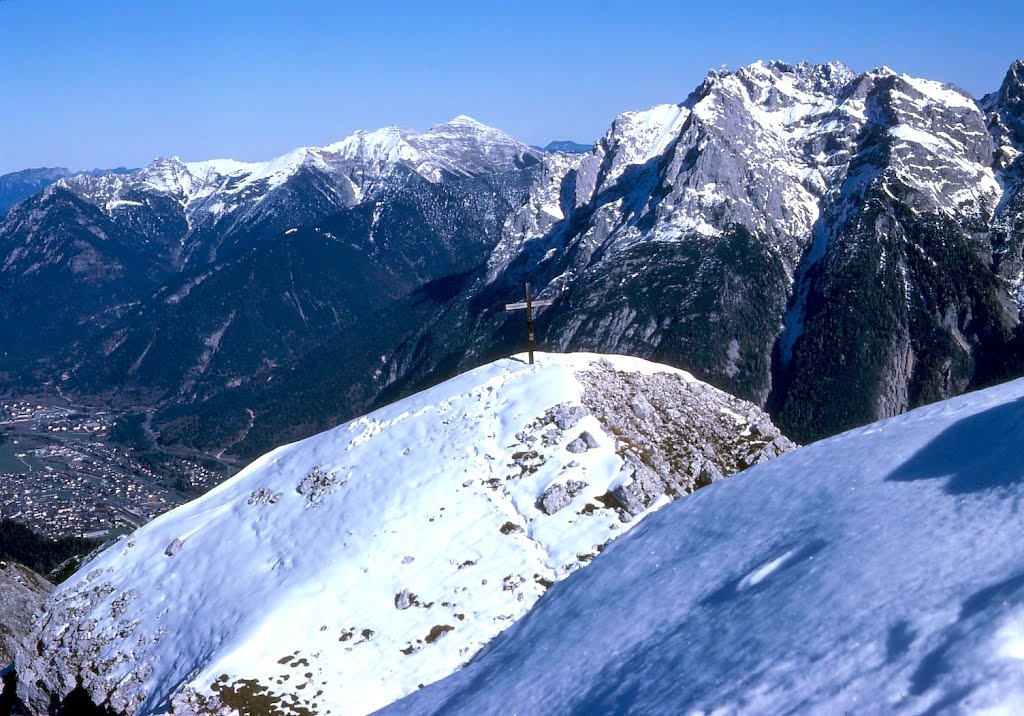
[5, 57, 1024, 715]
[0, 166, 133, 216]
[1, 59, 1023, 458]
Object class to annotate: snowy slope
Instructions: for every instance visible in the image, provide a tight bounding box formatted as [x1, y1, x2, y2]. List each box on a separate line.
[18, 353, 793, 716]
[385, 374, 1024, 715]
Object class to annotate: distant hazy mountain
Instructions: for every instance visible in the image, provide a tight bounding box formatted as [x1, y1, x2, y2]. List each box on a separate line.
[537, 140, 592, 154]
[0, 166, 133, 216]
[0, 167, 71, 216]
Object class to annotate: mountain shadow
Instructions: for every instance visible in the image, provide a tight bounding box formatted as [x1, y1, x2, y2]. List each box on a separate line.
[886, 395, 1024, 494]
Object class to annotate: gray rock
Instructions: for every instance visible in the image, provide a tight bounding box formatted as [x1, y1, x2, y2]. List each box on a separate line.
[566, 480, 588, 497]
[297, 466, 340, 508]
[699, 462, 726, 486]
[395, 589, 417, 610]
[164, 538, 184, 557]
[750, 418, 775, 438]
[541, 428, 561, 447]
[566, 437, 588, 454]
[515, 430, 536, 445]
[567, 430, 600, 453]
[247, 488, 281, 506]
[611, 455, 665, 516]
[551, 404, 590, 430]
[538, 484, 572, 515]
[512, 449, 545, 474]
[630, 393, 656, 420]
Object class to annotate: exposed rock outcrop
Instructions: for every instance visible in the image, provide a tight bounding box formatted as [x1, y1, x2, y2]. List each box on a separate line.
[0, 561, 52, 667]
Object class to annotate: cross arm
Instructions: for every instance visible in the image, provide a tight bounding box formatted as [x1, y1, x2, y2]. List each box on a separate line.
[505, 300, 554, 311]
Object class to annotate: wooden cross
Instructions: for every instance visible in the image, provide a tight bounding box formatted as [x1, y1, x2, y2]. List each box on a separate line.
[505, 282, 553, 365]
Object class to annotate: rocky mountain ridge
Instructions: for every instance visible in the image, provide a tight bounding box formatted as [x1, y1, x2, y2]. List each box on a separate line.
[367, 59, 1024, 443]
[16, 353, 793, 715]
[0, 166, 133, 217]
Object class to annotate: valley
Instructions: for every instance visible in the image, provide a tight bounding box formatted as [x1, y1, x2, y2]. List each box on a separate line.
[0, 397, 228, 539]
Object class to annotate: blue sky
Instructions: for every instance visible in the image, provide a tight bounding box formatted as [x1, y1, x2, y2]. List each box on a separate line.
[0, 0, 1021, 174]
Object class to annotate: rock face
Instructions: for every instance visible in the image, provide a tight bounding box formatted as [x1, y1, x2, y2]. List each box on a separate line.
[376, 60, 1024, 444]
[578, 359, 792, 519]
[18, 353, 792, 716]
[0, 561, 52, 668]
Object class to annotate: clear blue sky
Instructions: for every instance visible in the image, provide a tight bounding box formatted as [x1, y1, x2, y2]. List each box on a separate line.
[0, 0, 1021, 174]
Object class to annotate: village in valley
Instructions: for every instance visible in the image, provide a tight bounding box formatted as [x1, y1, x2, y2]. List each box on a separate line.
[0, 397, 227, 540]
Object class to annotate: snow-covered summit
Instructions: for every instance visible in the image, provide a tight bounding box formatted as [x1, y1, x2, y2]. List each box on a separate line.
[323, 115, 540, 182]
[62, 114, 538, 209]
[18, 352, 793, 716]
[386, 373, 1024, 715]
[558, 59, 998, 265]
[50, 115, 542, 266]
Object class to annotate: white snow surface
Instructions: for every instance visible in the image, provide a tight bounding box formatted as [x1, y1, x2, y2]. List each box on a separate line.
[900, 74, 978, 110]
[386, 375, 1024, 715]
[23, 352, 761, 716]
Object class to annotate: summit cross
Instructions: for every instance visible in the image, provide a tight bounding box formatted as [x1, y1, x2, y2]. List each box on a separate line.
[504, 282, 553, 365]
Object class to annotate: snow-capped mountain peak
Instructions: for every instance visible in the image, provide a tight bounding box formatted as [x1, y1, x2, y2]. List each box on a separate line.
[456, 59, 1022, 446]
[897, 72, 977, 109]
[19, 352, 793, 716]
[404, 114, 541, 180]
[440, 113, 489, 128]
[322, 125, 416, 164]
[47, 115, 543, 267]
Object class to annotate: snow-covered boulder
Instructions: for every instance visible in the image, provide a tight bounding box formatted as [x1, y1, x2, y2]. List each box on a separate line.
[17, 353, 791, 716]
[385, 374, 1024, 715]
